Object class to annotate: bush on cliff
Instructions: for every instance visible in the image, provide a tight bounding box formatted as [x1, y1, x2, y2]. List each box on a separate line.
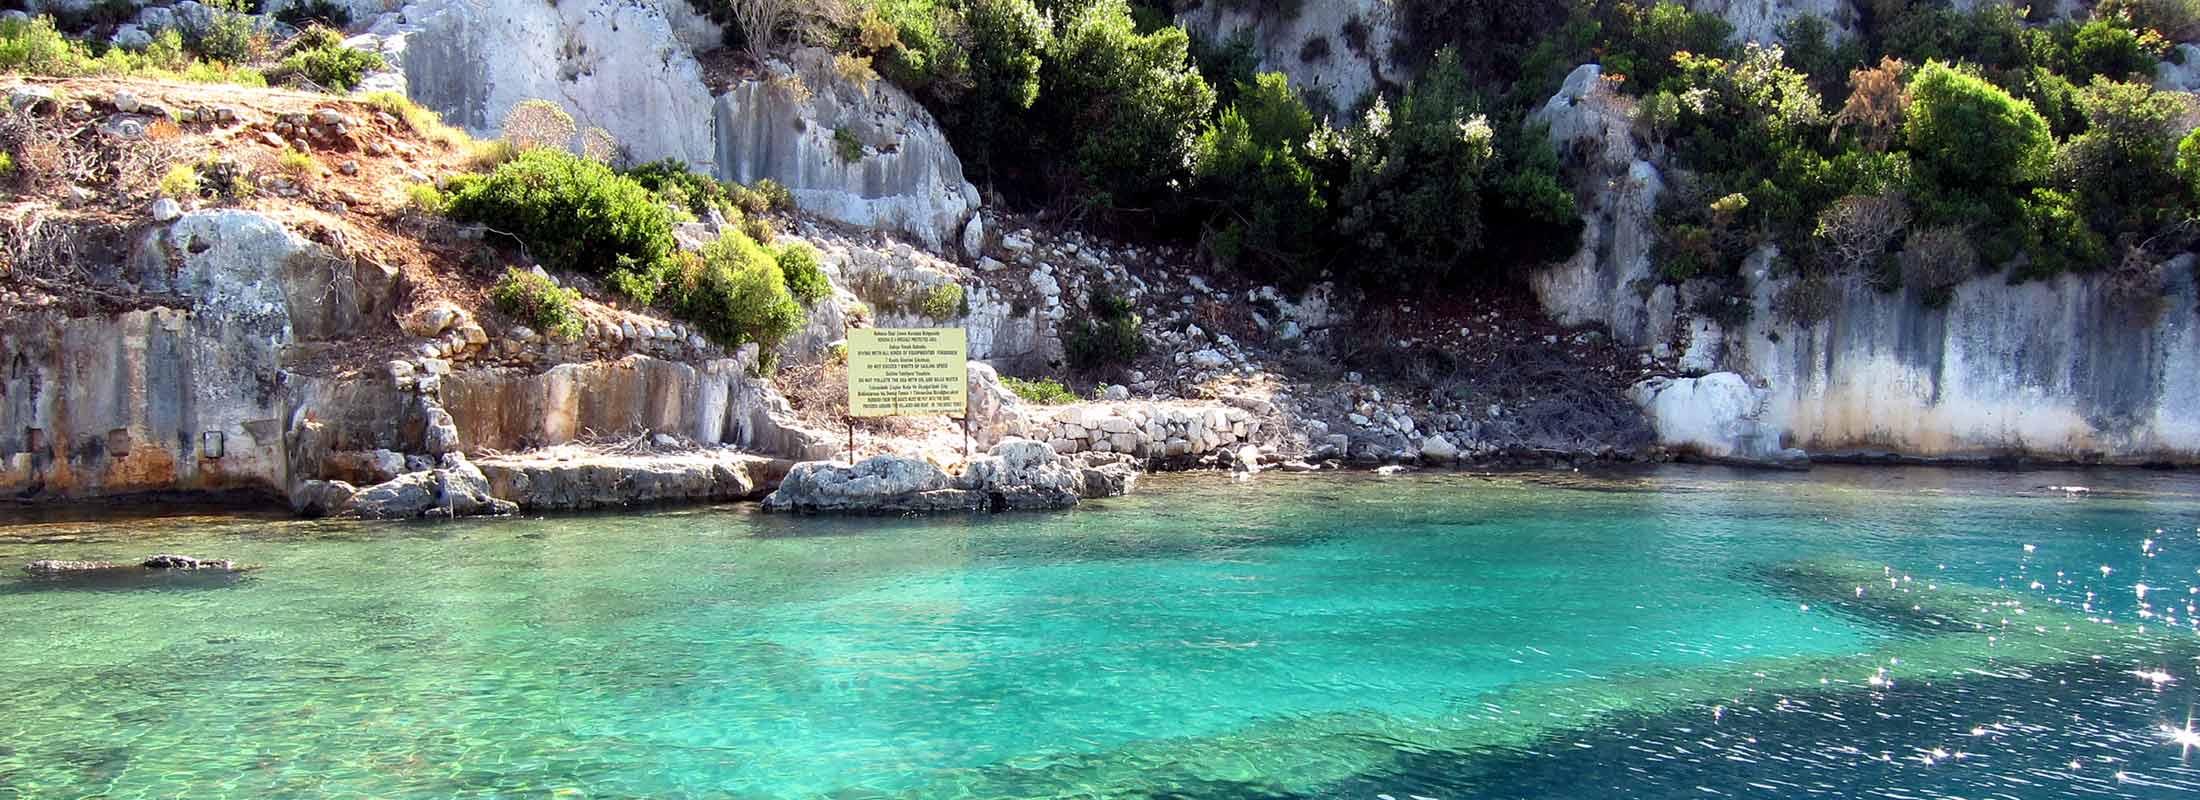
[656, 235, 806, 351]
[1032, 0, 1215, 216]
[443, 148, 676, 276]
[1064, 289, 1145, 371]
[268, 35, 384, 91]
[492, 268, 585, 339]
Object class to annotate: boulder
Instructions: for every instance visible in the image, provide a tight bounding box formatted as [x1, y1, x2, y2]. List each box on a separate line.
[339, 453, 519, 519]
[1630, 373, 1808, 469]
[290, 479, 358, 517]
[764, 438, 1103, 514]
[1419, 435, 1460, 463]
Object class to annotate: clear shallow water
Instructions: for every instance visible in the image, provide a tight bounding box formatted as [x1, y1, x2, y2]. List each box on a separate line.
[0, 466, 2197, 798]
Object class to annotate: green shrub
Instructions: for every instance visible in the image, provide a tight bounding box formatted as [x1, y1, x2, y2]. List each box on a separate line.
[920, 282, 965, 320]
[159, 163, 200, 198]
[405, 182, 447, 215]
[271, 40, 384, 91]
[443, 148, 676, 276]
[278, 23, 344, 57]
[0, 151, 13, 179]
[1193, 72, 1330, 283]
[754, 178, 793, 211]
[1036, 0, 1215, 212]
[659, 235, 805, 350]
[833, 128, 864, 163]
[776, 242, 831, 304]
[948, 0, 1050, 181]
[2062, 19, 2159, 81]
[1001, 376, 1076, 404]
[1602, 0, 1735, 92]
[1905, 61, 2053, 190]
[1065, 289, 1144, 371]
[189, 0, 266, 64]
[626, 158, 736, 220]
[492, 268, 585, 339]
[0, 16, 265, 85]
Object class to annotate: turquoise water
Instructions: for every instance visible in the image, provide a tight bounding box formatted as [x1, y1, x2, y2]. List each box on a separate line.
[1, 466, 2198, 798]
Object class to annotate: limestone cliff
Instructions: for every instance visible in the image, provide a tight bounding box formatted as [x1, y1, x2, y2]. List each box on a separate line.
[1535, 63, 2200, 465]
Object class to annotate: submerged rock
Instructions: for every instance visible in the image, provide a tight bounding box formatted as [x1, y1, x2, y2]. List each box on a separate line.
[24, 554, 250, 576]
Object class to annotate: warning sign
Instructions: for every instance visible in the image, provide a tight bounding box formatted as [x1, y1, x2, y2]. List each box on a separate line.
[847, 328, 968, 417]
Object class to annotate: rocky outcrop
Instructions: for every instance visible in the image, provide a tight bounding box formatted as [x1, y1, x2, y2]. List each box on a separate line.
[338, 452, 517, 519]
[805, 226, 1059, 371]
[1533, 64, 1671, 349]
[716, 48, 979, 249]
[370, 0, 720, 169]
[1630, 373, 1808, 467]
[1726, 267, 2200, 464]
[2, 210, 397, 501]
[475, 449, 784, 511]
[1685, 0, 1855, 45]
[435, 353, 837, 459]
[1174, 0, 1400, 114]
[761, 438, 1129, 514]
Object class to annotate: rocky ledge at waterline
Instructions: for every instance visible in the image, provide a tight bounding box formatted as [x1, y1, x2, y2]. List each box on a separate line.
[762, 439, 1138, 514]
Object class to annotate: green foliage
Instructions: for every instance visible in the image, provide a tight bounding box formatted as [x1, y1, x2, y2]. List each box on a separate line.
[443, 148, 675, 276]
[0, 151, 13, 179]
[492, 268, 585, 339]
[159, 163, 200, 198]
[1904, 61, 2052, 190]
[270, 38, 384, 91]
[776, 242, 831, 304]
[1036, 0, 1215, 213]
[920, 282, 966, 320]
[948, 0, 1051, 181]
[833, 127, 864, 163]
[405, 182, 448, 215]
[1193, 72, 1330, 283]
[1601, 0, 1736, 92]
[626, 157, 738, 220]
[1065, 289, 1145, 371]
[657, 235, 806, 350]
[2053, 78, 2191, 238]
[189, 0, 266, 64]
[1001, 376, 1077, 404]
[2061, 19, 2159, 81]
[0, 16, 265, 85]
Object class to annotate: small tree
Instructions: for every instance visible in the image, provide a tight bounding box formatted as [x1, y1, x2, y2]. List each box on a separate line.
[728, 0, 850, 61]
[1833, 57, 1910, 151]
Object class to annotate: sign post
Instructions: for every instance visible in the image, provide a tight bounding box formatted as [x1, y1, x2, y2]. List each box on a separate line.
[846, 328, 970, 459]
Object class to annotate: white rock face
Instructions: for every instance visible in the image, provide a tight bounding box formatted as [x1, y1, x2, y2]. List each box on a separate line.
[2158, 44, 2200, 92]
[1727, 267, 2200, 463]
[715, 48, 979, 249]
[381, 0, 720, 170]
[1531, 65, 1670, 347]
[1174, 0, 1400, 113]
[1630, 373, 1802, 464]
[1684, 0, 1856, 45]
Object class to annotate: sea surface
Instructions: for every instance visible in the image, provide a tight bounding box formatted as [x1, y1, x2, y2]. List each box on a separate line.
[2, 465, 2198, 799]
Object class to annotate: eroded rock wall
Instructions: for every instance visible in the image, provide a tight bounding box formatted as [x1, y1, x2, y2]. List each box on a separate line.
[1, 210, 396, 500]
[1535, 63, 2200, 464]
[714, 48, 979, 249]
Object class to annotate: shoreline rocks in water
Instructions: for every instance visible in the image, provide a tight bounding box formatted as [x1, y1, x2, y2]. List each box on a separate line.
[23, 554, 251, 576]
[475, 449, 791, 512]
[293, 453, 519, 520]
[762, 439, 1136, 514]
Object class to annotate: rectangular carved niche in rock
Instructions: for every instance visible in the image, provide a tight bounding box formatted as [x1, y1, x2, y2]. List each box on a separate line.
[107, 428, 131, 456]
[25, 427, 44, 454]
[201, 430, 224, 459]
